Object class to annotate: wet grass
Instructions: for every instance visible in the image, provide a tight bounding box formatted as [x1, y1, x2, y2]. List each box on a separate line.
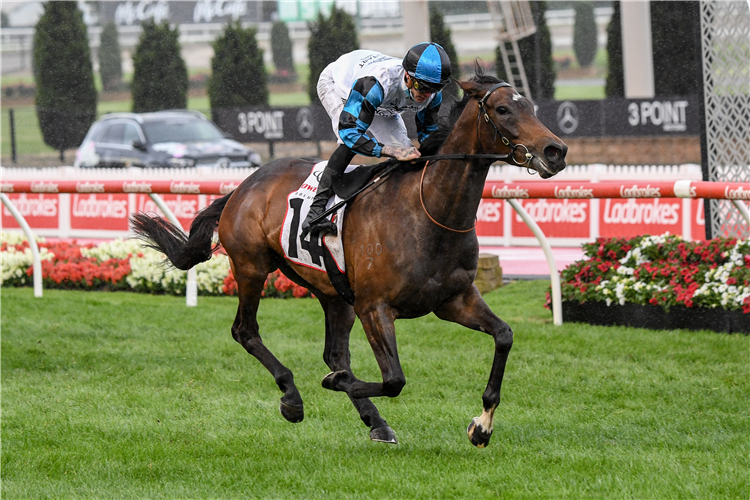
[2, 281, 747, 499]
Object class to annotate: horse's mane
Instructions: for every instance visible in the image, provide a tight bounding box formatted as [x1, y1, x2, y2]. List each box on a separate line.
[418, 63, 505, 157]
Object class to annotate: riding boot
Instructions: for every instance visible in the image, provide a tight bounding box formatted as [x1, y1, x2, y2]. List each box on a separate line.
[301, 145, 356, 237]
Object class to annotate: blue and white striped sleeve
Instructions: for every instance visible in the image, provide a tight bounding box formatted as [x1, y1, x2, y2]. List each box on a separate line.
[416, 91, 443, 143]
[338, 76, 385, 157]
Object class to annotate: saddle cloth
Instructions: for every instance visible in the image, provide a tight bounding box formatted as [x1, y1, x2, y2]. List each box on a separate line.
[281, 161, 349, 273]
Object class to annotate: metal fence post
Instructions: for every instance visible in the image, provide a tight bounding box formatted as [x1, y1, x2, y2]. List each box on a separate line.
[9, 108, 17, 163]
[507, 199, 562, 326]
[147, 193, 198, 307]
[0, 194, 42, 297]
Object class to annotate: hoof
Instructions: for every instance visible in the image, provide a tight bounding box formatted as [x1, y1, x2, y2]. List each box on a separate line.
[321, 370, 350, 392]
[370, 425, 398, 444]
[467, 417, 492, 448]
[279, 401, 304, 423]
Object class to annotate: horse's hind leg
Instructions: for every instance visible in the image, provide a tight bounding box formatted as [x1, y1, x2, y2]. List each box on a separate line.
[322, 305, 406, 400]
[434, 285, 513, 448]
[318, 296, 397, 444]
[232, 262, 304, 423]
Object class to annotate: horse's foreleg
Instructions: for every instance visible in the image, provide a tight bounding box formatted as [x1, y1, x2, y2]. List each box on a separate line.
[233, 267, 304, 423]
[434, 285, 513, 448]
[322, 305, 405, 400]
[319, 297, 397, 444]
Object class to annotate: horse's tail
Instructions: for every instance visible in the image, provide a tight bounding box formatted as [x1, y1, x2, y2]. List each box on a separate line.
[130, 192, 233, 270]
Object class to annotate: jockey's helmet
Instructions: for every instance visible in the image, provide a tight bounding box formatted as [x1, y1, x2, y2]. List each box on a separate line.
[402, 42, 452, 93]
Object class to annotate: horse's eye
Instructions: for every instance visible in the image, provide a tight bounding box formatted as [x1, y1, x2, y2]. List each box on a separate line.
[496, 106, 509, 115]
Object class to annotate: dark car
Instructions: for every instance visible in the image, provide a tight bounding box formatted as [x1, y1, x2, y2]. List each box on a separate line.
[74, 110, 262, 169]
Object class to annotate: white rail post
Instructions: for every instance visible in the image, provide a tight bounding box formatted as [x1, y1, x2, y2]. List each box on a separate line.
[1, 193, 42, 297]
[147, 193, 198, 307]
[507, 199, 562, 326]
[731, 199, 750, 227]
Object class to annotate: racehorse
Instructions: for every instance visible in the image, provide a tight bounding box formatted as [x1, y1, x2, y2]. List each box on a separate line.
[131, 70, 568, 447]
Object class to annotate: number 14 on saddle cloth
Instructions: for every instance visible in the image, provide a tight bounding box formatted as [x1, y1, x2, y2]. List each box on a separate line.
[280, 160, 352, 274]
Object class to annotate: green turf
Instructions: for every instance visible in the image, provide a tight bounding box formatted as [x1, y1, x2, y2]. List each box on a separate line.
[2, 281, 747, 498]
[554, 85, 606, 101]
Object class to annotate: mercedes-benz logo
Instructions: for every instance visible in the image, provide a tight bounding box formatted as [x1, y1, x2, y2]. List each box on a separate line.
[216, 157, 230, 168]
[556, 101, 579, 134]
[296, 108, 314, 139]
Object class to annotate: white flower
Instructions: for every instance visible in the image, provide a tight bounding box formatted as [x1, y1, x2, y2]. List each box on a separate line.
[0, 243, 53, 286]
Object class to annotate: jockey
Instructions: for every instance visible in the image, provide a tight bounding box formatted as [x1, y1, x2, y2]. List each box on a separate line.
[302, 42, 453, 237]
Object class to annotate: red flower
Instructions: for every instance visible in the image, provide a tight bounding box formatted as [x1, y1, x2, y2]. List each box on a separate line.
[274, 273, 293, 293]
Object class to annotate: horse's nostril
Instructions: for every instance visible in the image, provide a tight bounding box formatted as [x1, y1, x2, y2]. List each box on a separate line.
[544, 145, 561, 162]
[544, 143, 568, 163]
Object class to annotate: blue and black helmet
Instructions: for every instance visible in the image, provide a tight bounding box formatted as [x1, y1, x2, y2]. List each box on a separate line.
[403, 42, 452, 93]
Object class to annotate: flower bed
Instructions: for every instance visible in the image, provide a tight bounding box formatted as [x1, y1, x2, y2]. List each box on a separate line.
[550, 235, 750, 333]
[0, 233, 311, 299]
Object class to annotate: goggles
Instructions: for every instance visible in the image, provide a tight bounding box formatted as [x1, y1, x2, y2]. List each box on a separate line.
[410, 75, 447, 94]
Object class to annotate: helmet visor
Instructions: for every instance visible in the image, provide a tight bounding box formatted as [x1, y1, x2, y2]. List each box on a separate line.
[411, 77, 447, 94]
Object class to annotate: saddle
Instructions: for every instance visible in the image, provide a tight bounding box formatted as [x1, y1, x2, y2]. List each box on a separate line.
[332, 161, 393, 198]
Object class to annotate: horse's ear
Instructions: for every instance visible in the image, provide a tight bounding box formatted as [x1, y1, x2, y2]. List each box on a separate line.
[457, 80, 484, 97]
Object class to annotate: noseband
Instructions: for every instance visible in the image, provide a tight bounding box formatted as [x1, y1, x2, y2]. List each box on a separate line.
[476, 82, 535, 169]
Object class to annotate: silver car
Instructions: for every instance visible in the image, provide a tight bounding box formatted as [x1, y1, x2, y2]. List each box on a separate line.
[74, 110, 262, 169]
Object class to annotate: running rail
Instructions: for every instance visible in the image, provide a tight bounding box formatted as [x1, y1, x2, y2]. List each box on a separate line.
[2, 179, 748, 321]
[484, 180, 750, 326]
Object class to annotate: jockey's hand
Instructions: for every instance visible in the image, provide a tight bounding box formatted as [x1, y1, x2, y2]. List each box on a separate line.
[382, 145, 421, 162]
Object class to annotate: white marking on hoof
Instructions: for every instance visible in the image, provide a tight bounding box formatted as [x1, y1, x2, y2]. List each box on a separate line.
[475, 407, 495, 434]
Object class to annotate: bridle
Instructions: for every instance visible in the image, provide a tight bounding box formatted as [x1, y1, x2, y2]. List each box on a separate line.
[419, 82, 544, 232]
[476, 82, 540, 170]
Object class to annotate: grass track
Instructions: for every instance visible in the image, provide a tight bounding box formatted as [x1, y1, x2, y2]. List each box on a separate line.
[2, 281, 748, 499]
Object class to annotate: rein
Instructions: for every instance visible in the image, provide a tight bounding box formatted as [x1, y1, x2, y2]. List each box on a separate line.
[419, 160, 476, 233]
[311, 82, 536, 230]
[308, 152, 510, 226]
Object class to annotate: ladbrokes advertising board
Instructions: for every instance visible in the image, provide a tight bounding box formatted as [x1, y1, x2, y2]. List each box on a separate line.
[473, 197, 705, 245]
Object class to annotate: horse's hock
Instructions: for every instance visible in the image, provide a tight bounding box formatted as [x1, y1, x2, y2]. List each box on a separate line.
[475, 253, 503, 294]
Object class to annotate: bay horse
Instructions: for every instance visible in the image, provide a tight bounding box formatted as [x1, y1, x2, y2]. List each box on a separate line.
[131, 71, 567, 447]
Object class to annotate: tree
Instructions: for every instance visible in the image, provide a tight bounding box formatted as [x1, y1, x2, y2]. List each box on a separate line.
[497, 1, 555, 100]
[33, 1, 97, 160]
[429, 5, 460, 99]
[573, 1, 597, 68]
[208, 21, 268, 109]
[307, 6, 359, 104]
[271, 20, 295, 74]
[98, 22, 123, 92]
[131, 21, 188, 112]
[605, 1, 624, 97]
[651, 1, 701, 96]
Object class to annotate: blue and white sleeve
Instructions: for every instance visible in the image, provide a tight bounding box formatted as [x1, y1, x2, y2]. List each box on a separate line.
[338, 76, 385, 157]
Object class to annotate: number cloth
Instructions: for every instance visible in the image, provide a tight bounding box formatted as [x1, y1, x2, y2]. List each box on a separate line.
[281, 161, 348, 272]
